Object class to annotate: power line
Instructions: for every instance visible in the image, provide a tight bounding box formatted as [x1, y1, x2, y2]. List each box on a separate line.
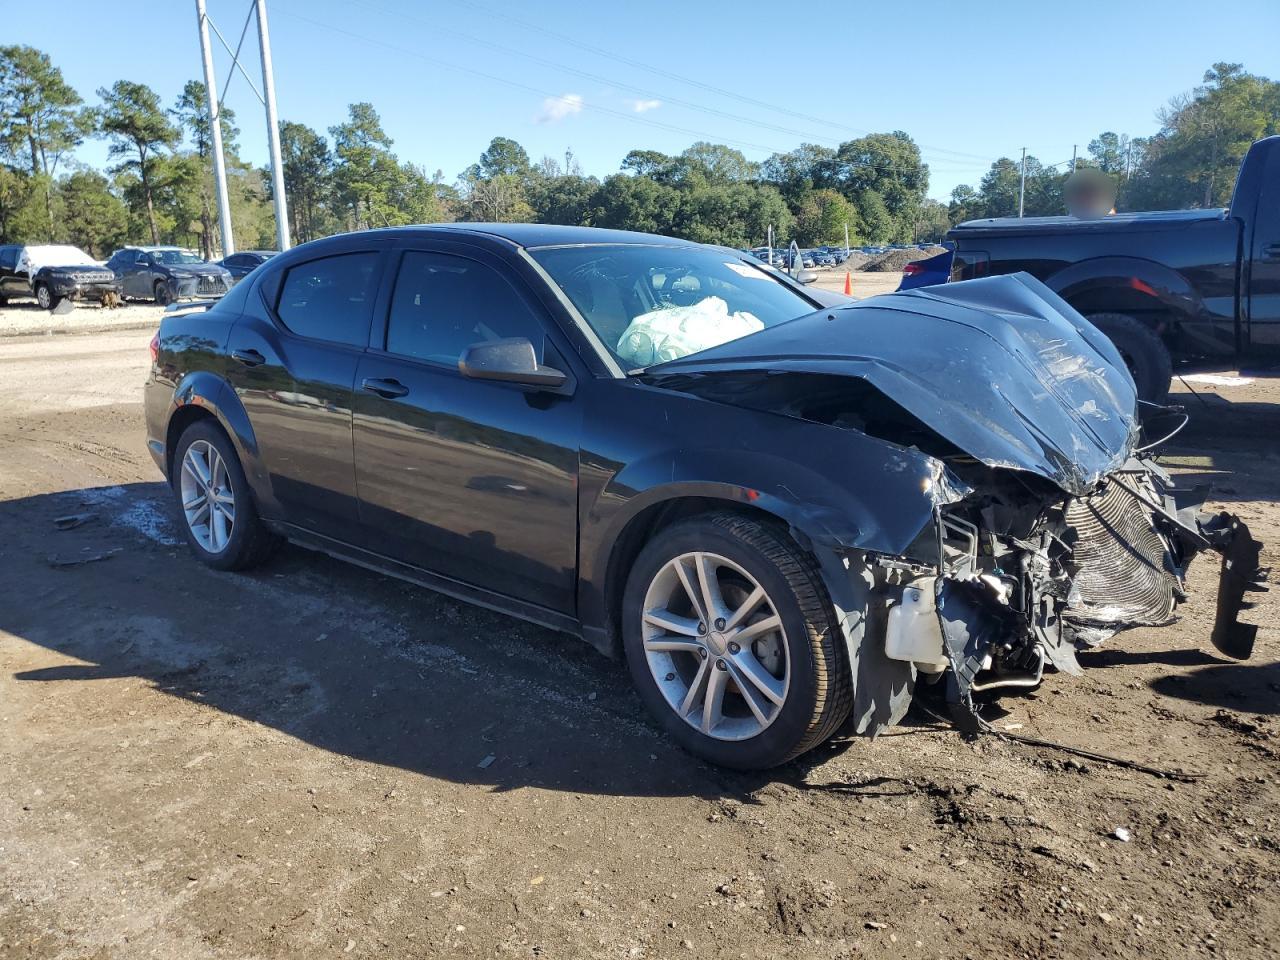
[451, 0, 999, 164]
[346, 0, 993, 171]
[273, 6, 989, 180]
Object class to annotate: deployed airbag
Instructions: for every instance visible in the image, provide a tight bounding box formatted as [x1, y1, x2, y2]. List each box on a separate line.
[616, 296, 763, 368]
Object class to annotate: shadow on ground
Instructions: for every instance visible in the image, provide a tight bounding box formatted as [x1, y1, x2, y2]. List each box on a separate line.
[2, 482, 857, 801]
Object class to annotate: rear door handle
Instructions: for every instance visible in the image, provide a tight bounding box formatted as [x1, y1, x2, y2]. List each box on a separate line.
[231, 348, 266, 367]
[361, 377, 409, 399]
[1263, 242, 1280, 262]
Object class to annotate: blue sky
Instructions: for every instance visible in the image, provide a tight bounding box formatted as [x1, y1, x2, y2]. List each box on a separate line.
[11, 0, 1280, 200]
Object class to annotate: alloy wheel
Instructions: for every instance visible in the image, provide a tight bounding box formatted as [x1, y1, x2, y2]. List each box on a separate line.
[180, 439, 236, 553]
[36, 285, 51, 309]
[641, 551, 790, 741]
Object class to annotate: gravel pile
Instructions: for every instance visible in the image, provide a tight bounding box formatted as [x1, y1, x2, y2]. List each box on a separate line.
[838, 251, 874, 270]
[863, 245, 948, 273]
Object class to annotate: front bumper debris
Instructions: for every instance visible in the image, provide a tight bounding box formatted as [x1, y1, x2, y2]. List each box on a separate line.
[862, 456, 1267, 734]
[1202, 513, 1266, 659]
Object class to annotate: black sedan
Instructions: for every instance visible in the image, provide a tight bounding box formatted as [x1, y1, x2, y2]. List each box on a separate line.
[218, 249, 277, 280]
[144, 224, 1262, 769]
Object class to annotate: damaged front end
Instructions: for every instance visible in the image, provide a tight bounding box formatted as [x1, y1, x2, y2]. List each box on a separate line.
[865, 456, 1265, 733]
[643, 272, 1267, 736]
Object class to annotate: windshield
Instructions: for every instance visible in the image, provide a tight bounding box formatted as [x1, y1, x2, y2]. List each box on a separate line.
[530, 244, 818, 369]
[152, 249, 206, 265]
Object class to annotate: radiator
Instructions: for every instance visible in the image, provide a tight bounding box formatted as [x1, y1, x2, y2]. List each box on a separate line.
[1062, 478, 1179, 628]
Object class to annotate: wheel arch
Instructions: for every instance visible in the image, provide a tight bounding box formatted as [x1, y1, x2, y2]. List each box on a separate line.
[164, 373, 277, 513]
[1047, 256, 1201, 334]
[587, 481, 870, 659]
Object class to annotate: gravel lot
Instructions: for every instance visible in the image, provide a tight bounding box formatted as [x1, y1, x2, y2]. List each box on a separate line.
[0, 300, 165, 339]
[1, 327, 1277, 959]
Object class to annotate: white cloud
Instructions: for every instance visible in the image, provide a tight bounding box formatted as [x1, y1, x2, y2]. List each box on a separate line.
[536, 93, 584, 124]
[630, 98, 662, 113]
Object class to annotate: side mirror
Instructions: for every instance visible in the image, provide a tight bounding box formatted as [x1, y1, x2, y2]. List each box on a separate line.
[459, 337, 567, 388]
[795, 269, 818, 285]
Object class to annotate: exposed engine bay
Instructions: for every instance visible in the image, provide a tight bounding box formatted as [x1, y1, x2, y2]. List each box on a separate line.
[867, 454, 1265, 733]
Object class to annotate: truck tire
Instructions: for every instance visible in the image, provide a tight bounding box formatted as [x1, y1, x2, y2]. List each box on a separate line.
[1086, 312, 1172, 408]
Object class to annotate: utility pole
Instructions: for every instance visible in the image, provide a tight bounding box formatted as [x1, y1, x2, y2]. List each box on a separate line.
[767, 224, 773, 266]
[196, 0, 235, 256]
[255, 0, 290, 250]
[1071, 144, 1077, 172]
[193, 1, 291, 255]
[1018, 147, 1027, 218]
[843, 221, 850, 255]
[1125, 141, 1133, 181]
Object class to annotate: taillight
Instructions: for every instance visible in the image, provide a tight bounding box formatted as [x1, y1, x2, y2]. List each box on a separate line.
[902, 262, 924, 276]
[149, 333, 160, 364]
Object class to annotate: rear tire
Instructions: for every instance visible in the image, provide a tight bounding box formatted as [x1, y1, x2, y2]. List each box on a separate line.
[622, 512, 852, 769]
[172, 419, 279, 571]
[1087, 312, 1172, 408]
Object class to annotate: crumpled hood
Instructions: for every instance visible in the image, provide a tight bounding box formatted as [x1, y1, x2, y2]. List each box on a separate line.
[643, 273, 1139, 496]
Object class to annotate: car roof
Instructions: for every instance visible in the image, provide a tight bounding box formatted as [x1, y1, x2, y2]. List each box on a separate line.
[356, 223, 701, 250]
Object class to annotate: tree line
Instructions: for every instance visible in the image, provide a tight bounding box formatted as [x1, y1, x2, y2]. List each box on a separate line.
[1, 45, 1276, 260]
[949, 63, 1279, 222]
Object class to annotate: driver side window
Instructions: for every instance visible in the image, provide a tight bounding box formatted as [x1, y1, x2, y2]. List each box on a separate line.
[384, 250, 544, 366]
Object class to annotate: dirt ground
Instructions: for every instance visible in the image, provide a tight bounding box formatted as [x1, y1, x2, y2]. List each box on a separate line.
[1, 326, 1277, 959]
[810, 269, 902, 299]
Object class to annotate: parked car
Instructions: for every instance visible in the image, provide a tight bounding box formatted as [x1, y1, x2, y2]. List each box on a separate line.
[810, 251, 837, 267]
[107, 246, 234, 304]
[897, 248, 956, 291]
[219, 249, 277, 280]
[0, 243, 120, 310]
[946, 135, 1280, 405]
[145, 224, 1261, 769]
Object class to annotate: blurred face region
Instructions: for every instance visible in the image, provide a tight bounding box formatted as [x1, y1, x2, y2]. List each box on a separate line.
[1064, 169, 1118, 218]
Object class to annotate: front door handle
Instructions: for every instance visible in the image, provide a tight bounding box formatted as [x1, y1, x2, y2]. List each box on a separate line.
[1263, 242, 1280, 262]
[231, 348, 266, 367]
[361, 377, 409, 399]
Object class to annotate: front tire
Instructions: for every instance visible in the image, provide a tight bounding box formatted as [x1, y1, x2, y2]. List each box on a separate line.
[154, 280, 173, 306]
[172, 420, 279, 571]
[35, 283, 59, 311]
[622, 513, 852, 769]
[1087, 312, 1172, 408]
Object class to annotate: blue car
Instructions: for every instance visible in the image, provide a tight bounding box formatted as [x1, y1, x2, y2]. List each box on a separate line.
[896, 248, 955, 291]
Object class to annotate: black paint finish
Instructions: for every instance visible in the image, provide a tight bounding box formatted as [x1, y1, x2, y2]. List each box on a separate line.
[947, 135, 1280, 362]
[143, 224, 1141, 655]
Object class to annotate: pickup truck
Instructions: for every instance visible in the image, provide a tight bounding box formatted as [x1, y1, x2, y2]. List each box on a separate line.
[946, 135, 1280, 404]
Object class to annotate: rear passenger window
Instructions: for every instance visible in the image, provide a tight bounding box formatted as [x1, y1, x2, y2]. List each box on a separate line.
[276, 251, 379, 346]
[385, 251, 544, 365]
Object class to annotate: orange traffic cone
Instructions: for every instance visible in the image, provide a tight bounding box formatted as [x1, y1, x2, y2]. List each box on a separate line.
[843, 271, 852, 296]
